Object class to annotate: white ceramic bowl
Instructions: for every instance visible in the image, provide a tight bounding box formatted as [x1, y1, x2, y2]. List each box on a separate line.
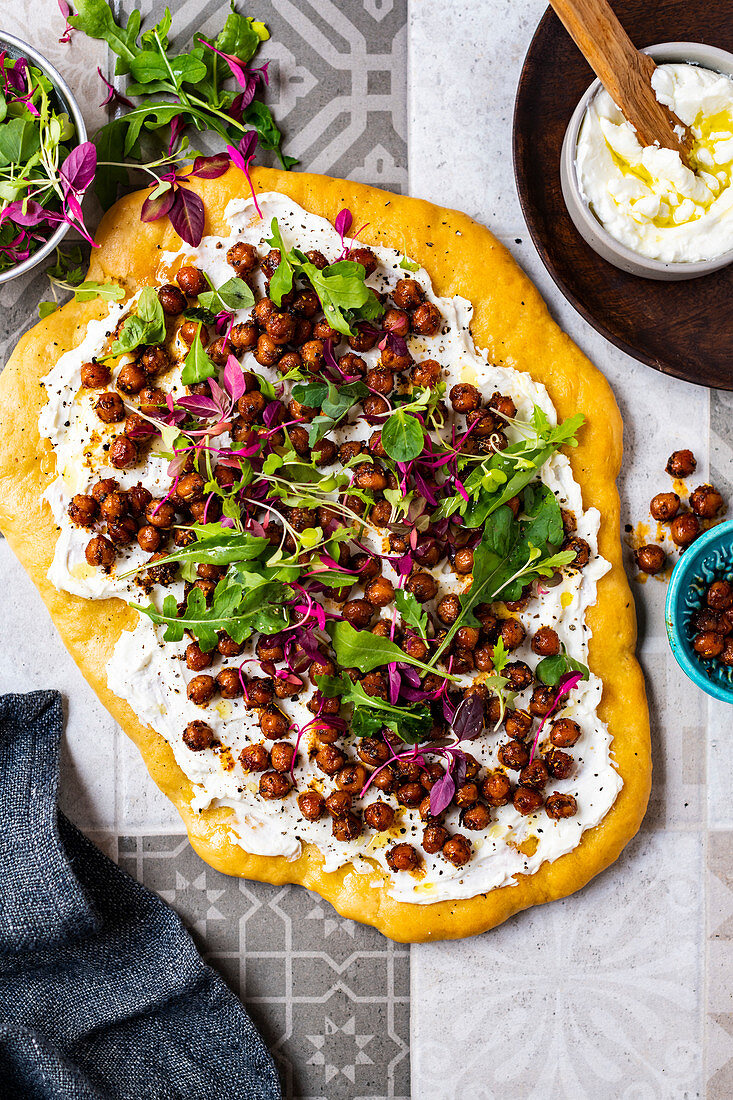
[0, 32, 88, 284]
[560, 41, 733, 281]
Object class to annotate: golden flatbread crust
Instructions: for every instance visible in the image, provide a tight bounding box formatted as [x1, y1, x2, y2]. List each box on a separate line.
[0, 167, 650, 941]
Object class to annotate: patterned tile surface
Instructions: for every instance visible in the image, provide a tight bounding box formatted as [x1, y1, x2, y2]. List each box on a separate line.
[0, 0, 731, 1096]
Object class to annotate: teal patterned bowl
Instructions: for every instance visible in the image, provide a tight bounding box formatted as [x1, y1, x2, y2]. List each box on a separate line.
[666, 519, 733, 702]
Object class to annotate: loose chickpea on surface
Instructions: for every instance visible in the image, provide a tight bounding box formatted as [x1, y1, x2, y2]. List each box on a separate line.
[259, 771, 292, 800]
[550, 718, 582, 748]
[95, 392, 125, 423]
[333, 813, 362, 842]
[81, 361, 110, 388]
[545, 792, 578, 819]
[68, 494, 98, 528]
[240, 744, 270, 772]
[364, 801, 395, 831]
[650, 492, 680, 521]
[690, 484, 724, 519]
[671, 513, 700, 548]
[85, 535, 115, 570]
[635, 545, 666, 575]
[482, 770, 513, 806]
[666, 449, 696, 478]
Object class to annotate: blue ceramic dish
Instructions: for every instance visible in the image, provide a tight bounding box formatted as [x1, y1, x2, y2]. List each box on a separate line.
[665, 519, 733, 702]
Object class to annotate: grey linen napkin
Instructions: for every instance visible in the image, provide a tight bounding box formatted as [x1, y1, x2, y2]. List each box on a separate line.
[0, 690, 282, 1100]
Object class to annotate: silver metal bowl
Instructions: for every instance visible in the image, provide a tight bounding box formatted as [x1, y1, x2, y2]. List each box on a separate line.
[0, 31, 88, 284]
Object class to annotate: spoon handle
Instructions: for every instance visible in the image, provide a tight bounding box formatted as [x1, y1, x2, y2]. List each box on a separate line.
[549, 0, 694, 168]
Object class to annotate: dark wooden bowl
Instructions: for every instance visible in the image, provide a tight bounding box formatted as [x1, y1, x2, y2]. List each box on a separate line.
[513, 1, 733, 390]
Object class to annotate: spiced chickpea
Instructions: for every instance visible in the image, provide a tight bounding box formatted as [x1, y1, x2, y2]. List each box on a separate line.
[260, 706, 289, 740]
[297, 790, 325, 821]
[361, 671, 388, 699]
[177, 472, 205, 503]
[237, 743, 269, 772]
[694, 631, 725, 658]
[365, 576, 395, 608]
[671, 513, 700, 548]
[436, 595, 461, 625]
[108, 516, 137, 547]
[349, 246, 377, 275]
[187, 675, 215, 706]
[545, 748, 574, 780]
[519, 759, 549, 790]
[301, 339, 325, 370]
[666, 449, 696, 478]
[313, 438, 337, 466]
[183, 720, 215, 752]
[481, 770, 513, 806]
[545, 792, 578, 819]
[343, 599, 374, 628]
[137, 525, 161, 553]
[411, 358, 442, 389]
[145, 499, 176, 529]
[420, 824, 447, 854]
[357, 737, 392, 768]
[227, 241, 259, 274]
[155, 283, 186, 315]
[324, 791, 352, 820]
[528, 685, 554, 719]
[442, 835, 471, 867]
[332, 812, 362, 842]
[179, 321, 208, 348]
[449, 383, 481, 413]
[635, 545, 666, 575]
[95, 392, 125, 423]
[455, 782, 479, 809]
[722, 639, 733, 667]
[206, 337, 234, 366]
[708, 580, 733, 610]
[243, 678, 274, 708]
[487, 391, 517, 419]
[259, 771, 292, 800]
[396, 782, 424, 807]
[80, 360, 110, 388]
[366, 366, 395, 395]
[185, 642, 211, 672]
[505, 708, 532, 740]
[411, 301, 442, 336]
[85, 535, 116, 570]
[359, 801, 392, 832]
[362, 394, 390, 417]
[237, 391, 267, 424]
[353, 462, 388, 492]
[139, 345, 170, 377]
[269, 741, 295, 773]
[531, 626, 561, 657]
[499, 618, 525, 651]
[392, 278, 423, 309]
[448, 547, 473, 576]
[386, 843, 420, 872]
[513, 786, 544, 814]
[176, 265, 208, 297]
[454, 626, 480, 650]
[505, 661, 534, 692]
[650, 492, 680, 521]
[474, 646, 495, 672]
[564, 537, 591, 568]
[406, 571, 438, 602]
[372, 765, 396, 794]
[215, 668, 242, 700]
[315, 745, 347, 776]
[462, 802, 491, 830]
[550, 718, 582, 748]
[68, 494, 98, 528]
[109, 436, 138, 470]
[498, 740, 530, 770]
[690, 484, 724, 518]
[254, 333, 281, 368]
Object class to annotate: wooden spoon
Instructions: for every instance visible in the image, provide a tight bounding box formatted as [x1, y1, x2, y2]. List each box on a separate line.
[549, 0, 695, 169]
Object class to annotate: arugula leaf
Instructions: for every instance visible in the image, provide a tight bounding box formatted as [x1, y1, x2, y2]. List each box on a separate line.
[122, 532, 269, 575]
[212, 7, 269, 63]
[327, 620, 439, 678]
[317, 673, 433, 745]
[73, 280, 126, 303]
[198, 276, 254, 313]
[180, 324, 215, 385]
[381, 409, 425, 463]
[105, 287, 165, 359]
[69, 0, 142, 72]
[535, 649, 590, 686]
[395, 589, 429, 639]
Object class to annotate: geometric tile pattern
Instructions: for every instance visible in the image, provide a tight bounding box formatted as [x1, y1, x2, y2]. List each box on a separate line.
[118, 836, 410, 1100]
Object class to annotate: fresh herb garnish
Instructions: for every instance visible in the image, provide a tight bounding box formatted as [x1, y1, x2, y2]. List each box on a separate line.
[381, 408, 424, 462]
[327, 620, 448, 679]
[198, 275, 255, 313]
[535, 648, 590, 686]
[103, 286, 165, 360]
[180, 324, 214, 384]
[394, 589, 429, 639]
[317, 672, 433, 745]
[291, 379, 368, 446]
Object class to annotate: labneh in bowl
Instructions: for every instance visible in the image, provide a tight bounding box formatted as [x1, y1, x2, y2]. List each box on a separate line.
[0, 32, 87, 285]
[560, 41, 733, 282]
[666, 519, 733, 703]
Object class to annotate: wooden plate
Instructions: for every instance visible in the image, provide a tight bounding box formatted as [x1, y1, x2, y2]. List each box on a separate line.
[513, 1, 733, 390]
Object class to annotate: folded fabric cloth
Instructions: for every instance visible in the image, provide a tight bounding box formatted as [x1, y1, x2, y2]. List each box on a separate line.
[0, 691, 282, 1100]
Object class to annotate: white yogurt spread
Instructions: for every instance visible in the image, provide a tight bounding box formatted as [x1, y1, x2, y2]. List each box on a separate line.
[576, 62, 733, 262]
[39, 193, 622, 903]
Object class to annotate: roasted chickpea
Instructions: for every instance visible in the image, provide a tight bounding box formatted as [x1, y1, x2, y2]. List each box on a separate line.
[437, 594, 461, 625]
[361, 801, 393, 831]
[135, 525, 161, 554]
[243, 677, 274, 708]
[452, 547, 474, 575]
[708, 580, 733, 610]
[268, 741, 295, 773]
[301, 339, 325, 370]
[442, 835, 471, 867]
[392, 278, 423, 309]
[528, 685, 555, 719]
[357, 738, 392, 768]
[666, 449, 696, 478]
[237, 390, 267, 424]
[145, 499, 176, 528]
[365, 366, 395, 395]
[421, 824, 449, 854]
[411, 358, 441, 388]
[635, 545, 666, 575]
[449, 383, 481, 413]
[362, 393, 390, 417]
[263, 310, 294, 346]
[95, 391, 125, 423]
[386, 842, 420, 871]
[185, 642, 211, 672]
[691, 484, 724, 519]
[411, 301, 442, 335]
[315, 745, 347, 776]
[474, 646, 495, 672]
[499, 618, 525, 652]
[80, 360, 110, 388]
[513, 786, 544, 815]
[332, 812, 362, 841]
[505, 661, 534, 692]
[462, 802, 491, 830]
[353, 462, 388, 491]
[183, 720, 215, 752]
[206, 337, 234, 366]
[298, 790, 325, 820]
[406, 571, 438, 602]
[455, 782, 479, 809]
[139, 345, 170, 377]
[671, 513, 700, 548]
[694, 631, 725, 658]
[361, 671, 388, 700]
[564, 537, 591, 568]
[545, 749, 575, 780]
[454, 626, 480, 650]
[365, 576, 395, 608]
[216, 668, 243, 699]
[259, 771, 292, 800]
[481, 770, 513, 806]
[650, 492, 680, 521]
[179, 321, 208, 348]
[505, 708, 532, 740]
[531, 626, 561, 657]
[109, 436, 138, 469]
[348, 246, 377, 275]
[550, 718, 582, 748]
[85, 535, 116, 570]
[227, 241, 259, 274]
[252, 333, 279, 368]
[343, 598, 374, 628]
[487, 391, 517, 419]
[519, 759, 549, 790]
[498, 739, 529, 770]
[187, 675, 215, 706]
[396, 782, 424, 807]
[334, 764, 366, 795]
[260, 705, 289, 740]
[722, 638, 733, 667]
[176, 265, 208, 297]
[68, 493, 99, 528]
[545, 792, 578, 819]
[313, 438, 337, 466]
[257, 637, 285, 664]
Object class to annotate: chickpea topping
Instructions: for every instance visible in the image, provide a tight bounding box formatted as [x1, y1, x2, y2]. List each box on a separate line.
[386, 843, 420, 871]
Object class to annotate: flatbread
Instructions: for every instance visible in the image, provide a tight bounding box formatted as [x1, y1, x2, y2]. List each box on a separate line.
[0, 167, 650, 941]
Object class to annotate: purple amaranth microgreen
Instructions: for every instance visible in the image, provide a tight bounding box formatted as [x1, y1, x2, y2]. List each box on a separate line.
[528, 671, 585, 763]
[227, 131, 262, 218]
[58, 0, 74, 43]
[96, 68, 133, 109]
